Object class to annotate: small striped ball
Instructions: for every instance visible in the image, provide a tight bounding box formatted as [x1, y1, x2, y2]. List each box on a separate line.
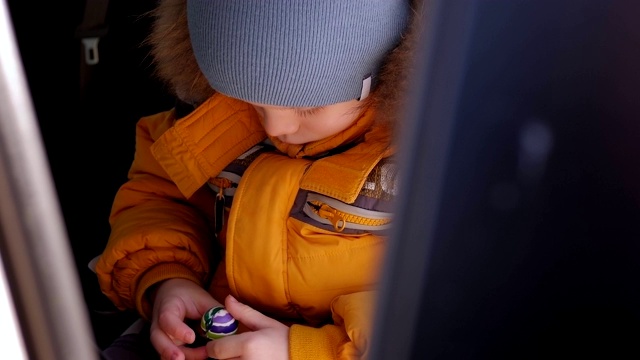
[200, 306, 239, 340]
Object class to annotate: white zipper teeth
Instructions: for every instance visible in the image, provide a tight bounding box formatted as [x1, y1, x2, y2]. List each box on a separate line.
[306, 193, 393, 220]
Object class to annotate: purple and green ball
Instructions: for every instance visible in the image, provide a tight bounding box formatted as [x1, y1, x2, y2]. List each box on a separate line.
[200, 306, 239, 340]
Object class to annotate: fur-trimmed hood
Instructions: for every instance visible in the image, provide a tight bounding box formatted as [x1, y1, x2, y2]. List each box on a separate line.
[146, 0, 424, 134]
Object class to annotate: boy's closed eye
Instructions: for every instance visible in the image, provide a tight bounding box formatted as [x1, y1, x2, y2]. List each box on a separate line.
[246, 98, 364, 144]
[294, 107, 325, 118]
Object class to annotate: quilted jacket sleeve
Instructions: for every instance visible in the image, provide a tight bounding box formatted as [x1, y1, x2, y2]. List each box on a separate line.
[95, 109, 217, 319]
[289, 291, 377, 360]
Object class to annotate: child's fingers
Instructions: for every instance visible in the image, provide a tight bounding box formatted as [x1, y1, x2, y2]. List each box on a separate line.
[149, 325, 185, 360]
[179, 345, 209, 360]
[205, 332, 251, 360]
[192, 297, 224, 319]
[225, 295, 278, 331]
[156, 309, 197, 345]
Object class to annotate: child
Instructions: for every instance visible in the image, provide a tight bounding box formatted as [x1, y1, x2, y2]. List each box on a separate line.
[96, 0, 421, 359]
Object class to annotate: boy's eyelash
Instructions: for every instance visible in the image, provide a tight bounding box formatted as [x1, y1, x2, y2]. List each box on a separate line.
[295, 107, 324, 117]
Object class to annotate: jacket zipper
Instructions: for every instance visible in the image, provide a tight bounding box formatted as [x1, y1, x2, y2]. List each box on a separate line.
[304, 193, 392, 232]
[210, 177, 233, 234]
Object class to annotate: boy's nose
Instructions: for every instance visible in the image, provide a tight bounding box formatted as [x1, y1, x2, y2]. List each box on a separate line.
[261, 114, 299, 137]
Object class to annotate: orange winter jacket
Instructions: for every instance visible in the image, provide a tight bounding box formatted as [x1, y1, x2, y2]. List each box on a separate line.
[96, 92, 397, 359]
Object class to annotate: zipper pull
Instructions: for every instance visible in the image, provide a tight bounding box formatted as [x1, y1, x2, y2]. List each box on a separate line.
[215, 190, 224, 234]
[317, 204, 347, 232]
[214, 184, 227, 234]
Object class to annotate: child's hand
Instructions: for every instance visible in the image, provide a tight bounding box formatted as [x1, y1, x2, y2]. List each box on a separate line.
[150, 278, 220, 360]
[206, 295, 290, 360]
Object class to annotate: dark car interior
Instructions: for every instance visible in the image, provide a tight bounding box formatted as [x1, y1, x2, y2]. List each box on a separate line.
[2, 0, 640, 359]
[3, 0, 175, 356]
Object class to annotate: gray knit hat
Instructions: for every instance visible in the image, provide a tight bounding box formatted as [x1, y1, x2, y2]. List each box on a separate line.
[187, 0, 410, 107]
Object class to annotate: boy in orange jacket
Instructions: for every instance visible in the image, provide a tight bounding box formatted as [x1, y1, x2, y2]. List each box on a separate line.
[97, 0, 421, 359]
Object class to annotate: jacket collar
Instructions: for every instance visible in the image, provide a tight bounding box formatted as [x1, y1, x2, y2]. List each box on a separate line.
[151, 93, 392, 203]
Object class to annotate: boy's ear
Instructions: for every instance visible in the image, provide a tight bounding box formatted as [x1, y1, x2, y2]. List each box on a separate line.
[146, 0, 214, 107]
